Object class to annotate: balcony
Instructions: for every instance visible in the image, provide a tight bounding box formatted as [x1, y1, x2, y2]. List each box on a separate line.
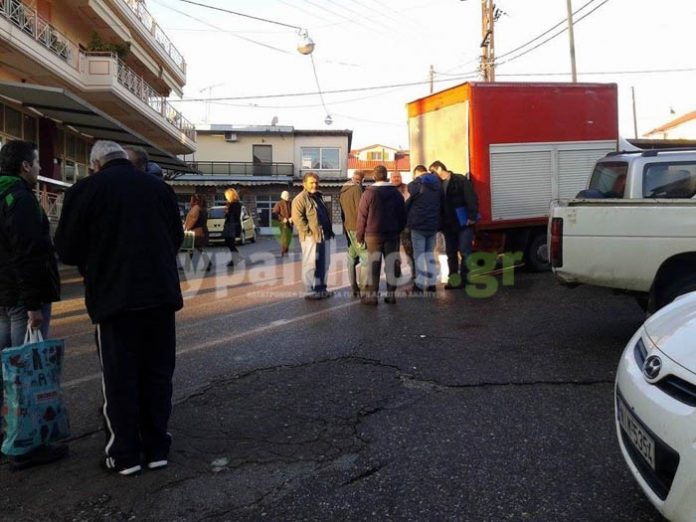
[81, 51, 195, 152]
[0, 0, 80, 69]
[120, 0, 186, 77]
[192, 162, 295, 177]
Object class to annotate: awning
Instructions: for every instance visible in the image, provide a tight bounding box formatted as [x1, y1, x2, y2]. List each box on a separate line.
[0, 81, 196, 174]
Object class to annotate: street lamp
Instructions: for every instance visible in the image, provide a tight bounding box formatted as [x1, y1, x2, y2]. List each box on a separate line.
[297, 30, 315, 55]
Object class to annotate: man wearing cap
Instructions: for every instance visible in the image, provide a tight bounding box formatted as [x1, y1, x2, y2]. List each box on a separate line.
[272, 190, 293, 257]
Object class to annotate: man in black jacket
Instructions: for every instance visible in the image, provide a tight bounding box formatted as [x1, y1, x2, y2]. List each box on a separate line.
[55, 140, 183, 476]
[429, 160, 479, 289]
[0, 139, 65, 469]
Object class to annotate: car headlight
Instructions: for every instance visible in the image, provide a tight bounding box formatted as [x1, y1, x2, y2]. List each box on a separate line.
[634, 337, 648, 368]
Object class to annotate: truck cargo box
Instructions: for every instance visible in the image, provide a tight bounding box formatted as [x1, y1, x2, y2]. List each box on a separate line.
[407, 82, 618, 228]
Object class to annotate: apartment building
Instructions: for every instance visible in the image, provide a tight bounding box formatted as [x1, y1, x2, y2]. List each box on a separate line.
[0, 0, 195, 190]
[168, 124, 352, 235]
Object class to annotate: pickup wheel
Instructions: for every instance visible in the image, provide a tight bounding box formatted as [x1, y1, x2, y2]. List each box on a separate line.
[657, 273, 696, 310]
[524, 233, 551, 272]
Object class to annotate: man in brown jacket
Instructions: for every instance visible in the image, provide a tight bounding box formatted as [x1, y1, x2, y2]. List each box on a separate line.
[339, 170, 368, 297]
[291, 172, 334, 299]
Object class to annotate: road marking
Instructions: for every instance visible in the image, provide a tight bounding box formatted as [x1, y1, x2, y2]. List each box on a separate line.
[62, 299, 360, 389]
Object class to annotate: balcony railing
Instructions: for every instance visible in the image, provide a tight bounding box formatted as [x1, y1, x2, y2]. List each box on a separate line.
[82, 52, 195, 141]
[0, 0, 79, 68]
[191, 162, 295, 177]
[121, 0, 186, 75]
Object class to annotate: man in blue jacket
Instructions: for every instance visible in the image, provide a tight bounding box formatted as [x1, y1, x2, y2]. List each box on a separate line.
[407, 164, 442, 293]
[55, 140, 183, 476]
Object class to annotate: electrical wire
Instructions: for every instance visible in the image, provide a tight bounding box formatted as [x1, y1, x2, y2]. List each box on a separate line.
[174, 70, 480, 102]
[309, 53, 331, 118]
[497, 66, 696, 77]
[176, 0, 303, 30]
[152, 0, 293, 55]
[497, 0, 611, 66]
[495, 0, 597, 60]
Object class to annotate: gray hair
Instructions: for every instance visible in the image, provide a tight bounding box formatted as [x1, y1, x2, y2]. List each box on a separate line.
[90, 140, 127, 166]
[122, 145, 149, 170]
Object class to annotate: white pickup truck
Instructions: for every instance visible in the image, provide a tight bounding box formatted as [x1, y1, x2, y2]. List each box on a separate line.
[549, 149, 696, 312]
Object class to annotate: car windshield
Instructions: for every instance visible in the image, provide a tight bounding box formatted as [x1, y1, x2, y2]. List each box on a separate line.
[587, 162, 628, 198]
[208, 207, 225, 219]
[643, 162, 696, 198]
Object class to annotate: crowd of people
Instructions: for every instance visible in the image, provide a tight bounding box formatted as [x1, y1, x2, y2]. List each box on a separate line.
[290, 161, 479, 304]
[0, 136, 478, 475]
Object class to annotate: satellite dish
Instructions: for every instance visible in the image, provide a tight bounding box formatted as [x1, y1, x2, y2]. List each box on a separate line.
[324, 114, 333, 125]
[271, 116, 278, 126]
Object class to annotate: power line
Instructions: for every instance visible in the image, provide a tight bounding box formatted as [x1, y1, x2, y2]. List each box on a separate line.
[495, 0, 597, 60]
[152, 0, 293, 55]
[497, 66, 696, 77]
[176, 0, 303, 30]
[174, 71, 480, 102]
[498, 0, 611, 66]
[309, 53, 331, 118]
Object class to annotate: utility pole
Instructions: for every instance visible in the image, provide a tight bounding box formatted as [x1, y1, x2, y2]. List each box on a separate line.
[429, 64, 435, 93]
[480, 0, 495, 82]
[566, 0, 577, 82]
[631, 86, 638, 139]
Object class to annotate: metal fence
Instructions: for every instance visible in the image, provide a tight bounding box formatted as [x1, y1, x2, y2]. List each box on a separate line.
[191, 162, 295, 176]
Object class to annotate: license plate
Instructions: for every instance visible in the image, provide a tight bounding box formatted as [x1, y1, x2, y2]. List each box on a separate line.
[617, 396, 656, 470]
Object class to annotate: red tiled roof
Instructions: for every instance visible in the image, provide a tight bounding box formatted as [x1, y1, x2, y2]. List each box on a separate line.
[646, 110, 696, 136]
[347, 159, 412, 171]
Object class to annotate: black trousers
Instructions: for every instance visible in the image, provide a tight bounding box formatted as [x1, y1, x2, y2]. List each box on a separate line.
[365, 235, 400, 294]
[96, 308, 176, 467]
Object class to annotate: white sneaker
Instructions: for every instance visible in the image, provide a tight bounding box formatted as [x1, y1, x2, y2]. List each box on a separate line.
[147, 460, 168, 470]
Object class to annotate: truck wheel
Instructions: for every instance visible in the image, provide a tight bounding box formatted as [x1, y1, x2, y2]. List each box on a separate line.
[657, 273, 696, 310]
[524, 233, 551, 272]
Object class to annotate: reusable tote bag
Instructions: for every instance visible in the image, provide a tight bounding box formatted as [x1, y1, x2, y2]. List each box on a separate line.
[1, 328, 70, 456]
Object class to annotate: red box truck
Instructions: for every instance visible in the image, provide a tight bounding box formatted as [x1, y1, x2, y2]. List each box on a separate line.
[406, 81, 618, 270]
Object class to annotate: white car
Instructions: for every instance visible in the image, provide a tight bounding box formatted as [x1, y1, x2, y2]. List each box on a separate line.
[615, 291, 696, 521]
[206, 205, 257, 244]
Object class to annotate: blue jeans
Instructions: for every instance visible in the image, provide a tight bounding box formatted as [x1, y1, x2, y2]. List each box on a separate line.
[0, 303, 52, 427]
[0, 303, 53, 349]
[411, 230, 438, 289]
[444, 227, 474, 284]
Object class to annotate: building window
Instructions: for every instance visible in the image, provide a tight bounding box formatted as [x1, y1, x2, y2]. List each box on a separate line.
[256, 195, 274, 228]
[5, 106, 22, 138]
[23, 114, 37, 142]
[367, 151, 383, 161]
[301, 147, 340, 170]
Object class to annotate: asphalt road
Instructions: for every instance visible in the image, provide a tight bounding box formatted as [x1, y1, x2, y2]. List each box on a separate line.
[0, 238, 665, 521]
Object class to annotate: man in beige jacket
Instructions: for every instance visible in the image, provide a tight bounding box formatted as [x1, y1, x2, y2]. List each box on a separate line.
[291, 172, 334, 299]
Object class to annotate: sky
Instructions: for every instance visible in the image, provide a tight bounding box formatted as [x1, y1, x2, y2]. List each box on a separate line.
[147, 0, 696, 150]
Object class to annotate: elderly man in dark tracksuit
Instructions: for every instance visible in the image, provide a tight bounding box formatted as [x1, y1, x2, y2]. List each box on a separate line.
[55, 140, 183, 476]
[356, 165, 406, 305]
[0, 139, 66, 470]
[429, 160, 479, 289]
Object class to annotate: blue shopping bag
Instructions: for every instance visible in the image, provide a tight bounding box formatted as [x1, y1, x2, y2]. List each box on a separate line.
[1, 328, 70, 456]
